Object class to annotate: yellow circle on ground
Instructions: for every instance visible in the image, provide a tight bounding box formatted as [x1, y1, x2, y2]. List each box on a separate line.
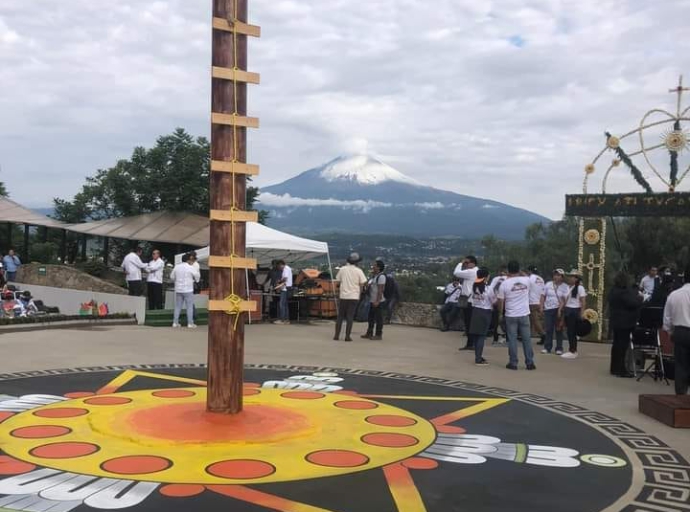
[0, 388, 436, 484]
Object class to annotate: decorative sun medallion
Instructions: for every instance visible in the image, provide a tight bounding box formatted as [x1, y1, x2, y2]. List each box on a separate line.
[612, 159, 621, 167]
[583, 309, 599, 324]
[606, 136, 620, 149]
[663, 129, 689, 152]
[0, 364, 680, 512]
[584, 163, 596, 174]
[584, 229, 601, 245]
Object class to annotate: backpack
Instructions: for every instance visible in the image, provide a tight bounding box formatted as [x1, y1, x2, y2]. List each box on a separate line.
[383, 273, 398, 301]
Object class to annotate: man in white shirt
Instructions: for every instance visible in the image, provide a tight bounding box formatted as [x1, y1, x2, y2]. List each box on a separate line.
[662, 269, 690, 395]
[334, 253, 368, 342]
[528, 266, 546, 344]
[440, 277, 463, 332]
[121, 247, 147, 297]
[497, 260, 536, 371]
[275, 260, 293, 325]
[170, 253, 201, 328]
[454, 255, 479, 350]
[146, 250, 165, 310]
[639, 266, 658, 300]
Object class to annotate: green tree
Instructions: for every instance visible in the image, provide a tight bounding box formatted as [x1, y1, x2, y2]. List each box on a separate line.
[54, 128, 267, 222]
[0, 182, 7, 197]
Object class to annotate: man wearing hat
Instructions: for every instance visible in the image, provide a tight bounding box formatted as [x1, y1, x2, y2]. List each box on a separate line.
[334, 253, 368, 342]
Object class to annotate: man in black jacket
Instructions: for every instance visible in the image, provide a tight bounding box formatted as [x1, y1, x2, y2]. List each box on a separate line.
[609, 272, 643, 378]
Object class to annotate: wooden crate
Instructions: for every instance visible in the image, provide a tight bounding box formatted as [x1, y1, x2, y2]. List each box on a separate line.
[309, 298, 337, 318]
[639, 394, 690, 428]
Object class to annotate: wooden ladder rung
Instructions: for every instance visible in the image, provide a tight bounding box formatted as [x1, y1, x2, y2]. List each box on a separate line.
[210, 210, 259, 223]
[208, 256, 257, 270]
[211, 160, 260, 176]
[212, 17, 261, 37]
[208, 300, 257, 314]
[212, 66, 260, 85]
[212, 113, 259, 129]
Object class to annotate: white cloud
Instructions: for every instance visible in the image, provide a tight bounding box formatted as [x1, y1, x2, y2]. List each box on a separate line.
[415, 202, 445, 210]
[0, 0, 689, 220]
[258, 192, 391, 213]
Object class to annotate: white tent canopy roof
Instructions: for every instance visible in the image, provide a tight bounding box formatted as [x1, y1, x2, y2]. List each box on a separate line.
[175, 222, 329, 268]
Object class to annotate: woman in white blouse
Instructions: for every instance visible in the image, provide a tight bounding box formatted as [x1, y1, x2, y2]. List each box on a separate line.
[540, 269, 569, 355]
[562, 270, 587, 359]
[467, 268, 496, 366]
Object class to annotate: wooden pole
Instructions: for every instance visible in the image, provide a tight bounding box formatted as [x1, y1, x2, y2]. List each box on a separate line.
[80, 235, 87, 261]
[103, 237, 110, 265]
[207, 0, 251, 414]
[60, 230, 67, 263]
[23, 225, 30, 262]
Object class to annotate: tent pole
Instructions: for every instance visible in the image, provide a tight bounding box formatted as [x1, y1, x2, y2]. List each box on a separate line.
[327, 251, 338, 318]
[246, 268, 251, 325]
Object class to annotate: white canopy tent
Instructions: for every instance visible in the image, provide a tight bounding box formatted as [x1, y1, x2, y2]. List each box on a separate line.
[174, 223, 334, 324]
[174, 222, 330, 268]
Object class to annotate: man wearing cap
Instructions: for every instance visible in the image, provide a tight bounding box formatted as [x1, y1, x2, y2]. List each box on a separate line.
[18, 290, 39, 316]
[334, 253, 368, 342]
[663, 266, 690, 395]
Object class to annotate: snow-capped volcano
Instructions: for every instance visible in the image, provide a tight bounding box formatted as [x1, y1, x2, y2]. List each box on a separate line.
[318, 155, 422, 186]
[259, 155, 548, 239]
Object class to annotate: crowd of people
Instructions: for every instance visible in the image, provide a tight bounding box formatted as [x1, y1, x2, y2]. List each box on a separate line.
[439, 256, 589, 370]
[120, 247, 200, 328]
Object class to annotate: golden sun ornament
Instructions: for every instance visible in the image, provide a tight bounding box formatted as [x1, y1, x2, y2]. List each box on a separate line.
[663, 129, 688, 152]
[584, 229, 600, 245]
[584, 163, 595, 174]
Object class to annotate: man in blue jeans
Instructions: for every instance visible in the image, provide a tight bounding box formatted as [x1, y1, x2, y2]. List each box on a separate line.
[274, 260, 293, 325]
[2, 249, 21, 282]
[497, 260, 536, 371]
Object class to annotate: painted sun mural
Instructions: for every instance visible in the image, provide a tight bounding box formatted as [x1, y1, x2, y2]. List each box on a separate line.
[0, 366, 646, 512]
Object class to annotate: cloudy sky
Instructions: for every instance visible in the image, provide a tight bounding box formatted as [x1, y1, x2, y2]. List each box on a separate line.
[1, 0, 689, 219]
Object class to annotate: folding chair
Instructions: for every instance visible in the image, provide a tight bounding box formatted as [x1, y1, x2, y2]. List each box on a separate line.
[631, 307, 670, 385]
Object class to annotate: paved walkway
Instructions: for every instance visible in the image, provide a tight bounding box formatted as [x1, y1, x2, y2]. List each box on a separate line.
[1, 321, 687, 461]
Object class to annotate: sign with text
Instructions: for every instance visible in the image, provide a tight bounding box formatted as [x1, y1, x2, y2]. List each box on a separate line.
[565, 193, 690, 217]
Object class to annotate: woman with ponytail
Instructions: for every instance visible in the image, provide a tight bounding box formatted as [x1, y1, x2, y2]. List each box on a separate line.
[468, 268, 496, 366]
[563, 270, 587, 359]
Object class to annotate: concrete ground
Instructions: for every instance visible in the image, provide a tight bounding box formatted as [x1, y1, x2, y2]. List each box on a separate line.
[0, 321, 687, 461]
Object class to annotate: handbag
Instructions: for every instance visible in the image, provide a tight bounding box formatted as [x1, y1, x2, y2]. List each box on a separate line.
[457, 295, 469, 309]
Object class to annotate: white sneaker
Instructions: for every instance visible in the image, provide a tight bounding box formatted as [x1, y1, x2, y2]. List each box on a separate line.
[561, 351, 578, 359]
[555, 350, 563, 355]
[188, 324, 198, 329]
[172, 323, 181, 328]
[541, 349, 550, 354]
